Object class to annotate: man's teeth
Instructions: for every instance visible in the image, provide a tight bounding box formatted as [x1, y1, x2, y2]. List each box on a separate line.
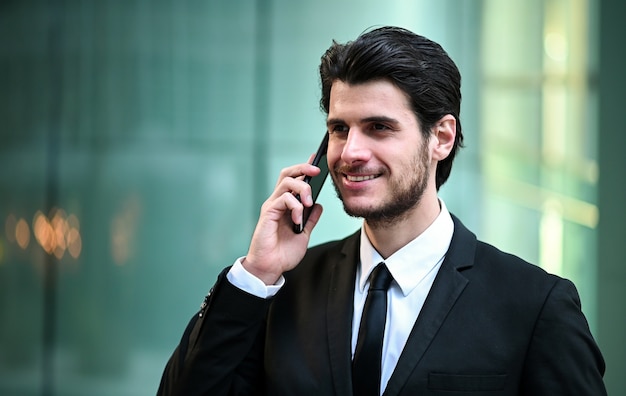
[346, 174, 377, 182]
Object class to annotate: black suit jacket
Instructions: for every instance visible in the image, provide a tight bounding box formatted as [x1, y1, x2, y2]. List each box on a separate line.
[158, 215, 606, 395]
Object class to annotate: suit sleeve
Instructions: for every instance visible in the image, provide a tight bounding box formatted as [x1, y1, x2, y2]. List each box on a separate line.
[157, 268, 272, 396]
[521, 278, 606, 395]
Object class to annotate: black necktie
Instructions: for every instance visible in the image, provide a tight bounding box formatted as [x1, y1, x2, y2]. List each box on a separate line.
[352, 263, 393, 396]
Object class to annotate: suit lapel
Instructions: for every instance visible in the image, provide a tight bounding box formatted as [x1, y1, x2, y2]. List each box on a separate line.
[326, 231, 360, 396]
[383, 216, 476, 395]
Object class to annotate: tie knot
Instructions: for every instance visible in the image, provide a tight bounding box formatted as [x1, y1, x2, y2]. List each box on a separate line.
[369, 263, 393, 291]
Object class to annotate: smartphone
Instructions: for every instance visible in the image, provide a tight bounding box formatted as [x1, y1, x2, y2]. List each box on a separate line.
[293, 133, 330, 233]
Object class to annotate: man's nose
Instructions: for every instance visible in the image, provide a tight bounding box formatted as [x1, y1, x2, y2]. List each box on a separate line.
[341, 129, 372, 164]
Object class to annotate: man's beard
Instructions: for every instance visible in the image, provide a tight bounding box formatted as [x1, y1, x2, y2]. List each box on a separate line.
[331, 142, 430, 229]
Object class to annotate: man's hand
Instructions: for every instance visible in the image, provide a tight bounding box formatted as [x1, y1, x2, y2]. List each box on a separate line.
[243, 162, 324, 285]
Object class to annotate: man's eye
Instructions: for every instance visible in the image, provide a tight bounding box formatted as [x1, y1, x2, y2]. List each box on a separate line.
[330, 125, 348, 133]
[373, 123, 388, 130]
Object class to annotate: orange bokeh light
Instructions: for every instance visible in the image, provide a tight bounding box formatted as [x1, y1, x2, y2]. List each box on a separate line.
[15, 218, 30, 249]
[67, 228, 82, 259]
[32, 209, 82, 259]
[33, 211, 55, 254]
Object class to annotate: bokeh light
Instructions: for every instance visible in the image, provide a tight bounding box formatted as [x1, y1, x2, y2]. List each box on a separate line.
[15, 218, 30, 249]
[30, 209, 82, 259]
[110, 195, 141, 266]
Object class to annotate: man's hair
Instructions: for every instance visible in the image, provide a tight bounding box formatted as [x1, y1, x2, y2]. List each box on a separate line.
[319, 26, 463, 190]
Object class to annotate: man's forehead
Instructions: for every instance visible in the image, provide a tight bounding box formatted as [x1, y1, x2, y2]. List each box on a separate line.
[327, 80, 415, 122]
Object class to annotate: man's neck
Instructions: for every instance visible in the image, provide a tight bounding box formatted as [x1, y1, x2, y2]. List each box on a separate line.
[363, 193, 441, 260]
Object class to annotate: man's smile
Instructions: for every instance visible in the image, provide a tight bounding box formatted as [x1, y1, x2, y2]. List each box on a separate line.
[345, 174, 380, 182]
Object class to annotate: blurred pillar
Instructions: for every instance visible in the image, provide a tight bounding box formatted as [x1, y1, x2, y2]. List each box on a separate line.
[597, 0, 626, 394]
[252, 0, 272, 212]
[42, 2, 64, 395]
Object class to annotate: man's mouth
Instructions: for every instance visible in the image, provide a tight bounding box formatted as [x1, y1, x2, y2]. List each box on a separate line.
[345, 174, 379, 182]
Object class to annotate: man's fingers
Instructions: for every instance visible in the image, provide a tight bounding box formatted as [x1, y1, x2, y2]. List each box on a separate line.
[270, 174, 314, 206]
[303, 204, 323, 234]
[260, 161, 325, 231]
[281, 191, 305, 225]
[275, 163, 322, 187]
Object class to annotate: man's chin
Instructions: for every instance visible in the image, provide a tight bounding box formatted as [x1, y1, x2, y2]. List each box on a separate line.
[334, 186, 383, 217]
[341, 202, 380, 219]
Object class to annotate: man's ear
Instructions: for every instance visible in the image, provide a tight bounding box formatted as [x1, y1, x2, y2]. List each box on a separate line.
[431, 114, 456, 161]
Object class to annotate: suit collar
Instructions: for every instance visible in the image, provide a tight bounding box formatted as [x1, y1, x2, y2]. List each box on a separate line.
[326, 231, 360, 395]
[383, 215, 476, 395]
[323, 216, 477, 396]
[358, 203, 455, 296]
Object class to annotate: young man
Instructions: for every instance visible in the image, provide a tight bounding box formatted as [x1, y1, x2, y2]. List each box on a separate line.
[158, 26, 606, 395]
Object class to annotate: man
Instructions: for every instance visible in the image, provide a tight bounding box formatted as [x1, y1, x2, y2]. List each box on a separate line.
[158, 26, 606, 395]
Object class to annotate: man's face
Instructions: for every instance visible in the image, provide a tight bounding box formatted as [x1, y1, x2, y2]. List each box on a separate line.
[326, 79, 435, 226]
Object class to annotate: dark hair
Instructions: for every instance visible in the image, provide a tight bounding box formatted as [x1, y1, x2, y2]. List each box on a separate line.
[319, 26, 463, 190]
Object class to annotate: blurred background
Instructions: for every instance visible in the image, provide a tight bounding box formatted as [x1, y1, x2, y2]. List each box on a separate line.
[1, 0, 624, 395]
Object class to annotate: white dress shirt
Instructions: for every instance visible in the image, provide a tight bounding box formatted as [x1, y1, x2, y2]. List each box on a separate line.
[227, 200, 455, 395]
[353, 200, 454, 394]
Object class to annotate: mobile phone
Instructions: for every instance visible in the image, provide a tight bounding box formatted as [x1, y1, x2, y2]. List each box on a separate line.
[293, 133, 330, 233]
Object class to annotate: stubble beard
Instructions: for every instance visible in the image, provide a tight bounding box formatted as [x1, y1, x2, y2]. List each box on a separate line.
[332, 142, 431, 229]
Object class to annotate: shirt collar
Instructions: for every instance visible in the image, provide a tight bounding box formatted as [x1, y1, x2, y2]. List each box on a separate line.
[358, 199, 454, 296]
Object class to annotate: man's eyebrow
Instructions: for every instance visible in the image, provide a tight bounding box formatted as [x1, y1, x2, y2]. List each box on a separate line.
[361, 116, 400, 125]
[326, 118, 344, 127]
[326, 116, 400, 126]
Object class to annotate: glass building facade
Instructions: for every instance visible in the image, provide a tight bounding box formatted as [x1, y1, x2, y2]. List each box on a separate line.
[1, 1, 624, 394]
